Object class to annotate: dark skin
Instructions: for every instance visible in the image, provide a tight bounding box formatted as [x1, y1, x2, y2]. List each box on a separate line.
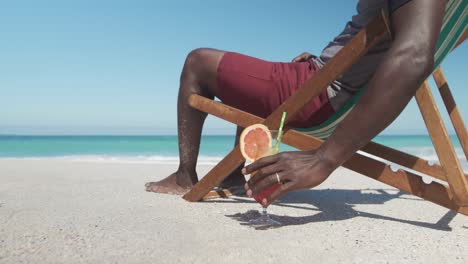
[147, 0, 445, 197]
[145, 48, 245, 194]
[243, 0, 446, 207]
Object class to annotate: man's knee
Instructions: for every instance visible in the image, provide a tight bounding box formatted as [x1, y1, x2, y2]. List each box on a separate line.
[181, 48, 223, 95]
[184, 48, 210, 70]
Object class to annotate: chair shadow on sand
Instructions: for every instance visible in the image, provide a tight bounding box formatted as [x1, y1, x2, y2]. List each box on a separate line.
[221, 188, 458, 231]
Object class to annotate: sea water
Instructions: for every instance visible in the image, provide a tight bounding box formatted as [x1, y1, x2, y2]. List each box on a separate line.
[0, 135, 466, 170]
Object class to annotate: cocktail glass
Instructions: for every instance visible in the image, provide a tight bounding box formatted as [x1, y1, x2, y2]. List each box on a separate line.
[248, 130, 282, 226]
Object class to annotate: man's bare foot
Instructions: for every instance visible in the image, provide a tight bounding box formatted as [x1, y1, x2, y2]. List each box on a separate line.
[145, 171, 197, 195]
[146, 166, 245, 195]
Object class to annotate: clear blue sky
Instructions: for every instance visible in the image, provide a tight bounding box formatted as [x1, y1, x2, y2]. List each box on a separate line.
[1, 0, 466, 135]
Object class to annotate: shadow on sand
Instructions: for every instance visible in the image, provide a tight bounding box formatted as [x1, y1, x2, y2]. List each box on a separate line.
[219, 188, 458, 231]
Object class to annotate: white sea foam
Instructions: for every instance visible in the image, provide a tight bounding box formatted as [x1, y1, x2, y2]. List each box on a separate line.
[0, 147, 465, 169]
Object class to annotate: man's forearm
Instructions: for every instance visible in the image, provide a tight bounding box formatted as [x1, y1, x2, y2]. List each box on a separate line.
[319, 47, 431, 168]
[317, 0, 446, 169]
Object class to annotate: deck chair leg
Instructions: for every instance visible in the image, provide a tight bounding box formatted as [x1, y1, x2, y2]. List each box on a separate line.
[185, 94, 468, 215]
[281, 130, 467, 215]
[415, 81, 468, 205]
[432, 67, 468, 160]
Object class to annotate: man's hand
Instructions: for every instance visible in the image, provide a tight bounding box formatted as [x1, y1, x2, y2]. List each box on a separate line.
[292, 52, 313, 62]
[242, 150, 336, 207]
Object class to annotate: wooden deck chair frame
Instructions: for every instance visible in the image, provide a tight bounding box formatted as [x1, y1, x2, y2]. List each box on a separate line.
[182, 8, 468, 216]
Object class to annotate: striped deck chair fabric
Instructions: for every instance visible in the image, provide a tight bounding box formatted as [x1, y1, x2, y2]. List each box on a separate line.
[296, 0, 467, 139]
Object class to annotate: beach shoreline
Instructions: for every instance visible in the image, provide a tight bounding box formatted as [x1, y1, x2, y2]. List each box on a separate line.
[1, 159, 467, 263]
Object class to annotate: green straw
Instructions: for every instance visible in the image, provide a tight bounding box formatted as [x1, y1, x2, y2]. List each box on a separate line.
[274, 112, 287, 149]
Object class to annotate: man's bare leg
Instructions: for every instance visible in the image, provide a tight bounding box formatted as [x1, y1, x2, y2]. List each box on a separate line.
[145, 48, 245, 194]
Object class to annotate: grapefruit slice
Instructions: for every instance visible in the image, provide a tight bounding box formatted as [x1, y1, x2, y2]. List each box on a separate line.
[239, 124, 272, 162]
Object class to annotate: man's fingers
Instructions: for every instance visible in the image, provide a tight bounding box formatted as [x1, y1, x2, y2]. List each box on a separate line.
[292, 52, 305, 62]
[249, 171, 282, 195]
[292, 56, 302, 62]
[292, 54, 306, 62]
[292, 52, 311, 62]
[246, 162, 281, 185]
[242, 154, 279, 175]
[262, 181, 295, 207]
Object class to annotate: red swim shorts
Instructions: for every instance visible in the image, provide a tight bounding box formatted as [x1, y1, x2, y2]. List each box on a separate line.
[216, 52, 334, 128]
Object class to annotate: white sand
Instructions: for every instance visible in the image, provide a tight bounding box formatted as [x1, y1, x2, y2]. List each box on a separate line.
[0, 159, 467, 263]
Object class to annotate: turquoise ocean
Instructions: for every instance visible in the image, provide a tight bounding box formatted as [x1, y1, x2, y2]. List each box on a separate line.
[0, 135, 466, 169]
